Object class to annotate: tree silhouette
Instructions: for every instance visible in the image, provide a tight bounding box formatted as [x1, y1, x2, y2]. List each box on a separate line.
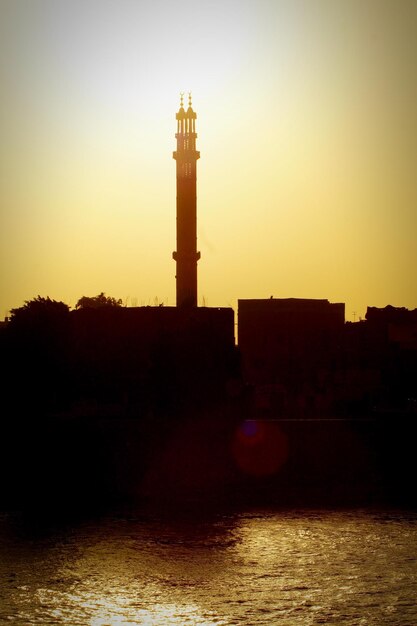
[75, 292, 122, 309]
[7, 296, 71, 412]
[10, 295, 70, 326]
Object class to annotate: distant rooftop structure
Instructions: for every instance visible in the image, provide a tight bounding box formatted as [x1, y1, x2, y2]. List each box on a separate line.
[239, 297, 345, 316]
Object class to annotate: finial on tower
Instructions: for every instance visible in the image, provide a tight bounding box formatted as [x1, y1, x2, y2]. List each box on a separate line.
[180, 92, 184, 108]
[188, 92, 192, 107]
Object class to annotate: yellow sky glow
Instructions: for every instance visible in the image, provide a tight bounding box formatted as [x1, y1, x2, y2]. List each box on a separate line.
[1, 0, 416, 320]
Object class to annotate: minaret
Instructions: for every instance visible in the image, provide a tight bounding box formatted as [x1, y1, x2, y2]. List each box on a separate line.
[173, 93, 200, 308]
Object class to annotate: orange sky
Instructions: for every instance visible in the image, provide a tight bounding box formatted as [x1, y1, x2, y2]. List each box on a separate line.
[1, 0, 416, 320]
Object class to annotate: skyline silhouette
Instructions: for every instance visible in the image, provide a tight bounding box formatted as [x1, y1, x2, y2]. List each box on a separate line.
[1, 291, 416, 511]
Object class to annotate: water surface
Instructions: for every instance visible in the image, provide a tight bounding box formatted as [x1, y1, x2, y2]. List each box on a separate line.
[1, 509, 416, 625]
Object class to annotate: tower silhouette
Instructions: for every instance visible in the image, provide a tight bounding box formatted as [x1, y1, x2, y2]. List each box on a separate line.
[173, 93, 200, 308]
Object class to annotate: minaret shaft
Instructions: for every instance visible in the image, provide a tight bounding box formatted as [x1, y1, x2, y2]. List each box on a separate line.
[172, 95, 200, 308]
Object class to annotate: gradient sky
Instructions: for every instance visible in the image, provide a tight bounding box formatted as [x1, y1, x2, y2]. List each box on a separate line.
[1, 0, 416, 320]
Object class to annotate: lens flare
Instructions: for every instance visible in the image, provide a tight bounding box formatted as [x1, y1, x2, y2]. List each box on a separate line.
[232, 420, 289, 477]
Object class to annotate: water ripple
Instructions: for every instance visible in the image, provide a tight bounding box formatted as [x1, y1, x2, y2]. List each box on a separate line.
[0, 509, 416, 625]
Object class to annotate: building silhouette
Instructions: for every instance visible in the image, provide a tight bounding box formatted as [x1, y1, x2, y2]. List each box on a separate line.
[173, 93, 201, 308]
[342, 305, 417, 415]
[238, 298, 345, 417]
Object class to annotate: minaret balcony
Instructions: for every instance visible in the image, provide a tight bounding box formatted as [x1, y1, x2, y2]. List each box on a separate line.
[172, 251, 201, 262]
[173, 150, 200, 160]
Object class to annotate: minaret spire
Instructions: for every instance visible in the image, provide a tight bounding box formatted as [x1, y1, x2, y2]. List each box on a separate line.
[172, 93, 200, 308]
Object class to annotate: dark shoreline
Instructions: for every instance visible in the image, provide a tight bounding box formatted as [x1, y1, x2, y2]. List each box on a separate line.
[1, 413, 415, 515]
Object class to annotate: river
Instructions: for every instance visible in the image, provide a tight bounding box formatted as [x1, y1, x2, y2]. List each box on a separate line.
[1, 508, 416, 625]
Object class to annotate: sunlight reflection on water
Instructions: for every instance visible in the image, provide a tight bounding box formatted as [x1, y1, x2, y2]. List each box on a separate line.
[1, 510, 416, 625]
